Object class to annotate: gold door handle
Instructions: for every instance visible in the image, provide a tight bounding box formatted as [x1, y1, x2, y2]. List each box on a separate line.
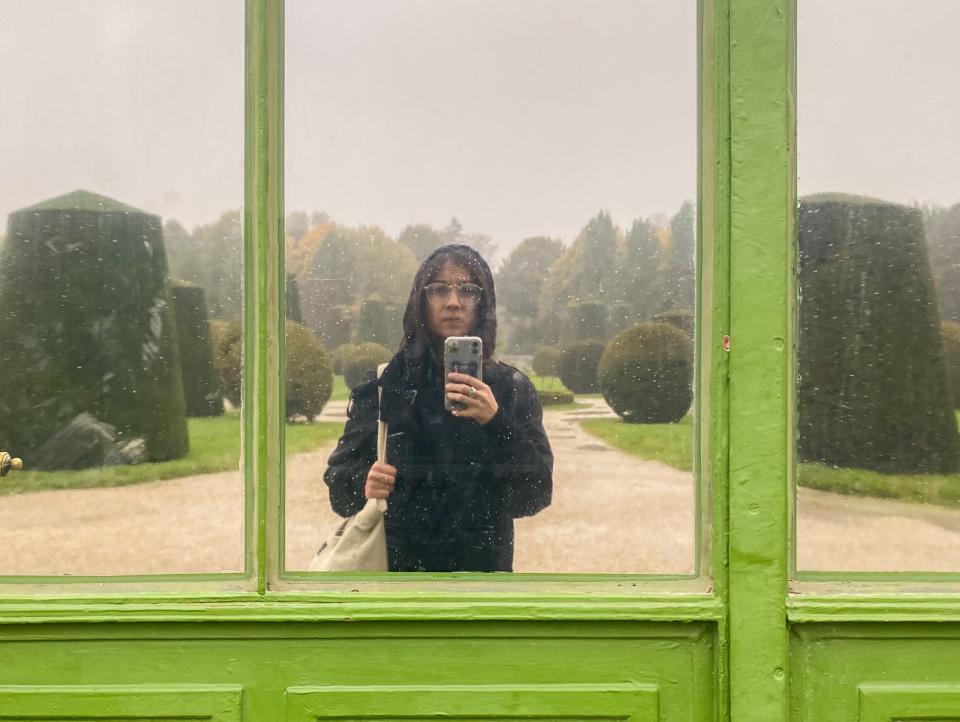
[0, 452, 23, 477]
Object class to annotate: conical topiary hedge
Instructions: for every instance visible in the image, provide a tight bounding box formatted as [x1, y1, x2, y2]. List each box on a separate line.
[797, 193, 959, 474]
[0, 190, 189, 468]
[942, 320, 960, 410]
[170, 283, 224, 417]
[285, 272, 303, 324]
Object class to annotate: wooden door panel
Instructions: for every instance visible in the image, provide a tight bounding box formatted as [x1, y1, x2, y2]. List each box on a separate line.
[284, 686, 658, 722]
[0, 684, 242, 720]
[791, 624, 960, 721]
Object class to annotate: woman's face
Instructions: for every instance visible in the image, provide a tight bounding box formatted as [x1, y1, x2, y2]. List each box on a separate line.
[425, 261, 479, 340]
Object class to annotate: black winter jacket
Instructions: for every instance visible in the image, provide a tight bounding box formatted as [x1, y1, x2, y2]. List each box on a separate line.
[324, 345, 553, 572]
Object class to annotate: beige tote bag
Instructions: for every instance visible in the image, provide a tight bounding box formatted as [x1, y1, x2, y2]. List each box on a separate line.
[309, 364, 389, 572]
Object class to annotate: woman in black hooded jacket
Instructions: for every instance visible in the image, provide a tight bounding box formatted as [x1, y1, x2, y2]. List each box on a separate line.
[324, 244, 553, 572]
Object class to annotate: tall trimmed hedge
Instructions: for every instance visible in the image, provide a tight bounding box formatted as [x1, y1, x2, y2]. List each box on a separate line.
[941, 320, 960, 409]
[355, 298, 391, 346]
[564, 301, 608, 343]
[286, 273, 303, 324]
[0, 191, 189, 468]
[559, 340, 607, 394]
[316, 304, 353, 349]
[171, 284, 224, 417]
[598, 322, 692, 423]
[798, 193, 959, 473]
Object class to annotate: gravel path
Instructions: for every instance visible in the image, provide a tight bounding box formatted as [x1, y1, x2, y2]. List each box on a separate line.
[3, 398, 960, 576]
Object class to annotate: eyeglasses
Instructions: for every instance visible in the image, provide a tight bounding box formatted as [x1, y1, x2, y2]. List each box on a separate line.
[423, 282, 483, 305]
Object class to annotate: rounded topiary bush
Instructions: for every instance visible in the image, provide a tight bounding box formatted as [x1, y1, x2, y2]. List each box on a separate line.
[209, 319, 333, 419]
[343, 342, 392, 389]
[798, 193, 959, 473]
[532, 346, 562, 378]
[285, 320, 333, 420]
[209, 319, 242, 408]
[558, 340, 607, 394]
[170, 284, 224, 417]
[0, 190, 189, 468]
[598, 322, 693, 423]
[941, 320, 960, 409]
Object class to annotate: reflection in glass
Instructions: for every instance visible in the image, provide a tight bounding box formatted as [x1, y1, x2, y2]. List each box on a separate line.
[0, 1, 243, 576]
[283, 0, 697, 574]
[796, 1, 960, 572]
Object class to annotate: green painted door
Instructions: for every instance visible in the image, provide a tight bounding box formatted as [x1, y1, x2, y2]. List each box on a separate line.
[1, 0, 958, 720]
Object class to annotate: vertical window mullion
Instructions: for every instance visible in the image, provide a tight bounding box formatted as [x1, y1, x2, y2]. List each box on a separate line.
[245, 0, 285, 593]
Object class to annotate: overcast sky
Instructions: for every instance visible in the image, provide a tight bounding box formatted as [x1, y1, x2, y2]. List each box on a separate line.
[1, 1, 956, 259]
[798, 0, 960, 206]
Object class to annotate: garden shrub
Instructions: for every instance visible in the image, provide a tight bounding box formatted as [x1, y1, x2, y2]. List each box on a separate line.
[558, 340, 607, 394]
[798, 193, 959, 473]
[537, 389, 575, 406]
[209, 319, 242, 408]
[0, 190, 189, 468]
[343, 342, 392, 389]
[942, 320, 960, 409]
[284, 320, 333, 420]
[171, 283, 224, 417]
[598, 322, 693, 423]
[210, 319, 333, 419]
[531, 346, 562, 377]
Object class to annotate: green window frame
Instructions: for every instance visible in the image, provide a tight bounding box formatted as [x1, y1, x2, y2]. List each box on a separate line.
[9, 2, 960, 719]
[0, 0, 726, 604]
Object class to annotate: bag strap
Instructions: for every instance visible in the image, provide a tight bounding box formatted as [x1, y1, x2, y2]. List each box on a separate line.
[375, 362, 388, 464]
[374, 362, 389, 513]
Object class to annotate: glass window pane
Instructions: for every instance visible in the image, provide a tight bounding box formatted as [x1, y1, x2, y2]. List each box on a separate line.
[283, 0, 698, 575]
[0, 0, 245, 577]
[796, 0, 960, 573]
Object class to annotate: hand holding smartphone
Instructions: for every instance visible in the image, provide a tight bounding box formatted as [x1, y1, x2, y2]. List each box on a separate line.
[444, 336, 482, 412]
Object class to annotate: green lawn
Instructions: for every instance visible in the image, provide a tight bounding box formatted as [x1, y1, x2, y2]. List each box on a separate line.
[580, 414, 960, 507]
[581, 416, 693, 472]
[543, 402, 591, 413]
[330, 374, 350, 401]
[797, 464, 960, 507]
[2, 413, 344, 496]
[529, 375, 572, 393]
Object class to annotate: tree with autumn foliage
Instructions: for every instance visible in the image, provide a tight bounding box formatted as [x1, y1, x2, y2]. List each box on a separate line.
[288, 221, 417, 347]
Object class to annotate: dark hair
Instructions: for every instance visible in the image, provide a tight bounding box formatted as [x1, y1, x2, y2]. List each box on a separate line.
[401, 244, 497, 359]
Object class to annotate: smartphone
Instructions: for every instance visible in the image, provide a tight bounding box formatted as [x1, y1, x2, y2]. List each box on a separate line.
[444, 336, 483, 411]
